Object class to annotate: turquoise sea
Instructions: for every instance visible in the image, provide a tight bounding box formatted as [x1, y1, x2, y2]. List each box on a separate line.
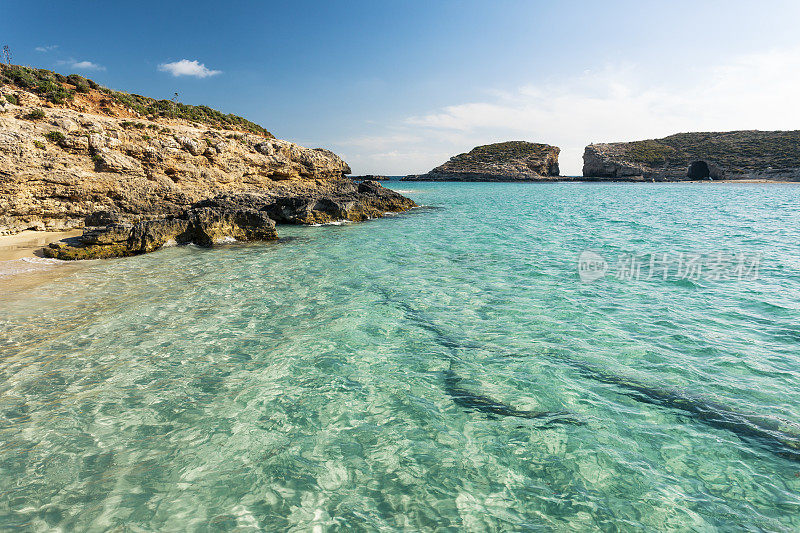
[1, 182, 800, 531]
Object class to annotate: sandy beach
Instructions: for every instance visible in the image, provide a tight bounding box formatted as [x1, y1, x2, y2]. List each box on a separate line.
[0, 230, 84, 294]
[0, 230, 82, 262]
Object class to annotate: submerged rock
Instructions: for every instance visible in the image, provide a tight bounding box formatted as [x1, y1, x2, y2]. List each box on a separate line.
[403, 141, 560, 181]
[42, 180, 415, 259]
[582, 130, 800, 181]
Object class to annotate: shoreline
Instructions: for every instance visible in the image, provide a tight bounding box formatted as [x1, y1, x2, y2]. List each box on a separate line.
[0, 230, 83, 291]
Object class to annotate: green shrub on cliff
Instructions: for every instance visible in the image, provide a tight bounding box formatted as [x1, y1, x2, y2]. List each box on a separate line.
[23, 108, 46, 120]
[623, 140, 678, 166]
[44, 131, 66, 144]
[609, 130, 800, 172]
[0, 64, 274, 138]
[4, 93, 18, 105]
[109, 91, 274, 137]
[463, 141, 554, 164]
[1, 65, 74, 103]
[65, 74, 90, 93]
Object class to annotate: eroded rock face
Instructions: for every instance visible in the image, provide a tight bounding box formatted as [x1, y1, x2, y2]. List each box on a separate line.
[582, 131, 800, 180]
[404, 141, 560, 181]
[0, 101, 353, 234]
[44, 206, 277, 259]
[41, 180, 416, 259]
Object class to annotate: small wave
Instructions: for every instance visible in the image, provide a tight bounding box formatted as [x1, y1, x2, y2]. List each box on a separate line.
[310, 220, 349, 227]
[0, 257, 64, 277]
[214, 236, 238, 244]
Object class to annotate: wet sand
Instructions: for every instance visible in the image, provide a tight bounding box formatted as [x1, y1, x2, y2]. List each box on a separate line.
[0, 230, 82, 261]
[0, 230, 85, 295]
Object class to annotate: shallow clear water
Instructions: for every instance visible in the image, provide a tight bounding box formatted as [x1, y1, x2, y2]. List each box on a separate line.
[1, 182, 800, 531]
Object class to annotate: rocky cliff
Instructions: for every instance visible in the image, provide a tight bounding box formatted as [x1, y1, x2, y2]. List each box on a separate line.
[0, 65, 415, 256]
[403, 141, 560, 181]
[583, 131, 800, 181]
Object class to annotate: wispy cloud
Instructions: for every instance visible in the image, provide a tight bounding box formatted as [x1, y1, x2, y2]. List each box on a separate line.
[335, 46, 800, 176]
[158, 59, 221, 78]
[35, 45, 58, 53]
[57, 59, 106, 71]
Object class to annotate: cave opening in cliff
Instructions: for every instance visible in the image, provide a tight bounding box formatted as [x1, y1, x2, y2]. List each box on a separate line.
[688, 161, 711, 180]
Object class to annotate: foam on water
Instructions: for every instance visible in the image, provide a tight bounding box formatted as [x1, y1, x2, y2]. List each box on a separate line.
[0, 256, 64, 277]
[1, 182, 799, 530]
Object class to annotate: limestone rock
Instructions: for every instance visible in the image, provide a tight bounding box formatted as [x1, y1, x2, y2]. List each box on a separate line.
[0, 99, 357, 234]
[404, 141, 560, 181]
[1, 64, 415, 242]
[95, 150, 142, 174]
[45, 206, 278, 259]
[582, 131, 800, 181]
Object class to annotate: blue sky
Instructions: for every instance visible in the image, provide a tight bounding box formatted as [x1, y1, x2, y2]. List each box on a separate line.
[3, 0, 800, 174]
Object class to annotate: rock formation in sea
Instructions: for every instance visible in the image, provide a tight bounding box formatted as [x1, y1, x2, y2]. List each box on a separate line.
[583, 131, 800, 181]
[403, 141, 560, 181]
[0, 65, 415, 257]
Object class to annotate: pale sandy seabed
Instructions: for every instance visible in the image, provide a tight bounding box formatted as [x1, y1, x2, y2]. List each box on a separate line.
[0, 230, 84, 296]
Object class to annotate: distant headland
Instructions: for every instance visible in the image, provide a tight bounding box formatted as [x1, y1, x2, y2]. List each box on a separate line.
[403, 132, 800, 182]
[403, 141, 560, 181]
[582, 130, 800, 181]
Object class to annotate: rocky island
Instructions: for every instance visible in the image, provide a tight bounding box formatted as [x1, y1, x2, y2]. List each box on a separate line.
[0, 65, 415, 259]
[403, 141, 560, 181]
[583, 130, 800, 181]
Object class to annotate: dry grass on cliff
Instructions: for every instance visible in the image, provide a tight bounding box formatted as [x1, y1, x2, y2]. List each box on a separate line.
[619, 131, 800, 170]
[0, 64, 273, 138]
[456, 141, 557, 164]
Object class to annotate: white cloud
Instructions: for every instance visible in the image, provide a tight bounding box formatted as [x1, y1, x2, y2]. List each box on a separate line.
[58, 59, 106, 71]
[35, 45, 58, 53]
[158, 59, 221, 78]
[70, 60, 105, 71]
[335, 46, 800, 176]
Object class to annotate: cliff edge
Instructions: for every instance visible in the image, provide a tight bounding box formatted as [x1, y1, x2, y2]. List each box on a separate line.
[403, 141, 560, 181]
[0, 65, 415, 256]
[583, 131, 800, 181]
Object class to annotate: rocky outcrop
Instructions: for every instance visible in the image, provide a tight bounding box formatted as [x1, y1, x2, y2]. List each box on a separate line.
[583, 131, 800, 181]
[0, 102, 352, 234]
[403, 141, 560, 181]
[0, 67, 417, 254]
[40, 180, 415, 259]
[43, 206, 278, 259]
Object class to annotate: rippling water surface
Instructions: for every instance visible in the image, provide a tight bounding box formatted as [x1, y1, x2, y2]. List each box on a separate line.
[2, 182, 800, 531]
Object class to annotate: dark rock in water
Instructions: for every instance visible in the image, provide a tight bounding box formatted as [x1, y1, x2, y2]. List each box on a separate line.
[582, 130, 800, 181]
[566, 357, 800, 462]
[265, 180, 416, 224]
[443, 366, 581, 425]
[188, 208, 277, 247]
[403, 141, 560, 181]
[43, 180, 415, 260]
[128, 218, 193, 253]
[45, 208, 276, 259]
